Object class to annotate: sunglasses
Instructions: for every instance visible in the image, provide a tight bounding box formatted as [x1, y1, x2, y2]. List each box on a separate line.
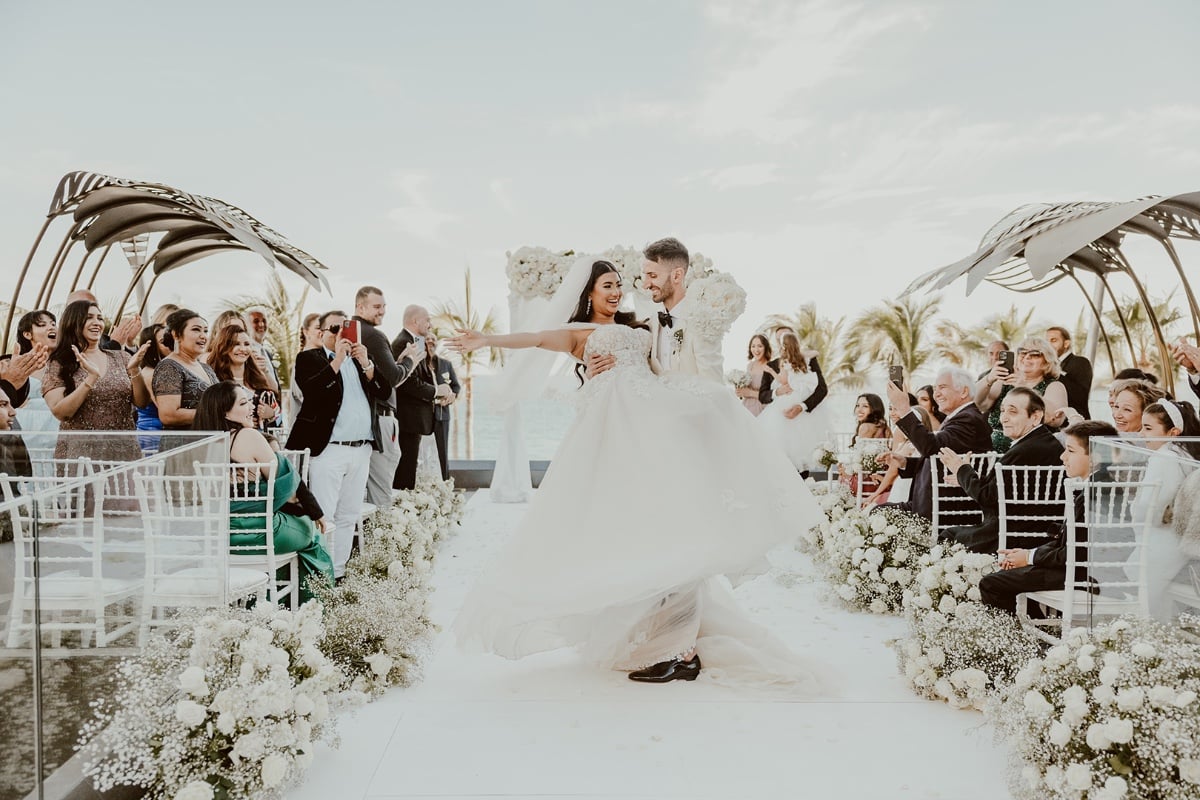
[325, 325, 343, 334]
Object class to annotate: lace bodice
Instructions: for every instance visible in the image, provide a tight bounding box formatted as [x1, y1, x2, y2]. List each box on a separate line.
[582, 324, 652, 373]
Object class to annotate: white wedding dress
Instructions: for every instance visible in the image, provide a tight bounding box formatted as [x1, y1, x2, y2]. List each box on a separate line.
[455, 323, 832, 691]
[757, 362, 833, 472]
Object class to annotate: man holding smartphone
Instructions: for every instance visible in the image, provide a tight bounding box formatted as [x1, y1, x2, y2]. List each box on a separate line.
[391, 304, 453, 491]
[353, 286, 420, 506]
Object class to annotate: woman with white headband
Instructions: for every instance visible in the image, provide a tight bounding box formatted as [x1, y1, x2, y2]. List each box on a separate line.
[1131, 398, 1200, 617]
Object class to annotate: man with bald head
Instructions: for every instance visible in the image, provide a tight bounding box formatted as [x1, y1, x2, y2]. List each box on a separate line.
[390, 304, 452, 490]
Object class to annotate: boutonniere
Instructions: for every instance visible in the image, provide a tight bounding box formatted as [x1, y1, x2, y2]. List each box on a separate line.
[672, 328, 685, 351]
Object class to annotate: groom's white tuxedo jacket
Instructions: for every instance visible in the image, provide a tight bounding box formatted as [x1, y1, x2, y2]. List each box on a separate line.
[648, 296, 725, 384]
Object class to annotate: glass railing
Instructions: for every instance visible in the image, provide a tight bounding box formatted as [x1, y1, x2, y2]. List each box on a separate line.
[0, 431, 228, 800]
[1079, 437, 1200, 630]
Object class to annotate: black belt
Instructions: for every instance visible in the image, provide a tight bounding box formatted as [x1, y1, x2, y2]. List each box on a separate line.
[330, 439, 371, 447]
[377, 408, 394, 417]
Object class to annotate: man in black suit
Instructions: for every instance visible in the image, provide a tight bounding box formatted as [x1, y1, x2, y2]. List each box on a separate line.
[391, 305, 452, 490]
[880, 367, 993, 520]
[1047, 326, 1093, 419]
[352, 286, 419, 505]
[979, 420, 1118, 614]
[424, 336, 460, 481]
[759, 327, 827, 415]
[937, 388, 1065, 553]
[286, 310, 392, 579]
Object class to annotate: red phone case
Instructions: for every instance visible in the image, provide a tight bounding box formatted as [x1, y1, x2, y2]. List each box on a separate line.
[339, 320, 359, 344]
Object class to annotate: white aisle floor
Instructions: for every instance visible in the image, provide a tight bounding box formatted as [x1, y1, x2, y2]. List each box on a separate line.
[288, 493, 1014, 800]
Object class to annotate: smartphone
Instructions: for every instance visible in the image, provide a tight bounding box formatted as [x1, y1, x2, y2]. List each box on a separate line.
[998, 350, 1015, 373]
[888, 365, 904, 388]
[339, 319, 360, 345]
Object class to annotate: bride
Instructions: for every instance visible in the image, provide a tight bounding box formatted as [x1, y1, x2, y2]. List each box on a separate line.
[449, 258, 828, 690]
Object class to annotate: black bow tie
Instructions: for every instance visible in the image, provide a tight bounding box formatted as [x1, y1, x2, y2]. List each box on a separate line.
[658, 311, 674, 328]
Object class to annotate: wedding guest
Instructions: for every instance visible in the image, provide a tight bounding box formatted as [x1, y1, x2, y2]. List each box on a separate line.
[206, 325, 280, 433]
[737, 334, 772, 416]
[1132, 399, 1200, 618]
[286, 310, 391, 579]
[354, 287, 419, 504]
[1108, 379, 1165, 435]
[289, 313, 324, 426]
[392, 304, 451, 491]
[64, 289, 141, 353]
[916, 384, 944, 431]
[758, 338, 828, 416]
[134, 323, 170, 454]
[979, 420, 1118, 615]
[879, 368, 992, 520]
[1046, 326, 1093, 419]
[851, 393, 889, 445]
[1169, 339, 1200, 401]
[150, 303, 179, 326]
[42, 300, 148, 460]
[758, 331, 833, 475]
[936, 388, 1065, 553]
[975, 336, 1068, 452]
[426, 335, 459, 481]
[154, 308, 218, 431]
[11, 311, 58, 448]
[245, 307, 282, 399]
[1114, 367, 1157, 384]
[979, 340, 1009, 380]
[0, 386, 32, 542]
[211, 309, 250, 337]
[1, 312, 53, 410]
[194, 381, 333, 602]
[862, 406, 931, 507]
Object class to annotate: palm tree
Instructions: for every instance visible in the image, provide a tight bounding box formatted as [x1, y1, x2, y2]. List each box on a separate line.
[932, 304, 1038, 370]
[842, 294, 942, 382]
[431, 267, 504, 459]
[1102, 291, 1184, 379]
[219, 271, 310, 391]
[761, 304, 858, 388]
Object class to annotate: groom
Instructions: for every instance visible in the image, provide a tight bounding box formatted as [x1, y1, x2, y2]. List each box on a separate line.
[588, 236, 725, 684]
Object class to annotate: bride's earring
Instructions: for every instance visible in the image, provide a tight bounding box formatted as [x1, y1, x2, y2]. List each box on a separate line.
[586, 298, 591, 315]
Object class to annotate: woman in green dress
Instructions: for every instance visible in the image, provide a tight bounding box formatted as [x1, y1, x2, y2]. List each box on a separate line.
[193, 380, 333, 603]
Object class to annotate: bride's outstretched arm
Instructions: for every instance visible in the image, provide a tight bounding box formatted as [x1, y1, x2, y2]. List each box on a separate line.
[448, 328, 579, 355]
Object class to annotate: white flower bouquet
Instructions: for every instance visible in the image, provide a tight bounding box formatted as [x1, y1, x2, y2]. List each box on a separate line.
[990, 616, 1200, 799]
[725, 369, 750, 389]
[901, 542, 998, 617]
[79, 604, 353, 800]
[812, 441, 839, 471]
[843, 440, 890, 476]
[821, 506, 932, 614]
[897, 602, 1041, 711]
[682, 268, 746, 342]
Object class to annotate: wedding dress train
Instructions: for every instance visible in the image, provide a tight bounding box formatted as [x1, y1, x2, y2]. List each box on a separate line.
[454, 324, 832, 692]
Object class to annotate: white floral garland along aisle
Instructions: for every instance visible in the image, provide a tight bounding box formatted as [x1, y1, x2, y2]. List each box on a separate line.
[804, 482, 1200, 799]
[79, 476, 467, 800]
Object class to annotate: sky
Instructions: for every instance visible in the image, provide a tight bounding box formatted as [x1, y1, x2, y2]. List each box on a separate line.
[3, 0, 1200, 381]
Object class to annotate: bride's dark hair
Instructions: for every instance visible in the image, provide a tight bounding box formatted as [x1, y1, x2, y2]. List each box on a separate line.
[567, 261, 649, 331]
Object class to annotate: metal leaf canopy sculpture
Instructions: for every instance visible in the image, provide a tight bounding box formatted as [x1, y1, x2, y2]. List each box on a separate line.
[4, 171, 331, 350]
[905, 191, 1200, 395]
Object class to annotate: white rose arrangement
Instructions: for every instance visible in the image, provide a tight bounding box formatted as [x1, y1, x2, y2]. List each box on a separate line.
[681, 268, 746, 342]
[505, 245, 717, 304]
[901, 542, 998, 617]
[990, 616, 1200, 800]
[799, 481, 856, 558]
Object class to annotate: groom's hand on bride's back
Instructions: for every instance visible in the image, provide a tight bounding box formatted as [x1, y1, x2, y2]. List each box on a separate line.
[585, 353, 616, 379]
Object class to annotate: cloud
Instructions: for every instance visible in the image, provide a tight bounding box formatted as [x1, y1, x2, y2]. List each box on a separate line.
[489, 178, 515, 214]
[688, 163, 782, 190]
[386, 172, 457, 242]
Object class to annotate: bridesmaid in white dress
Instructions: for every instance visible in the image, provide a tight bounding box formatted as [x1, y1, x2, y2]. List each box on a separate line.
[757, 331, 832, 472]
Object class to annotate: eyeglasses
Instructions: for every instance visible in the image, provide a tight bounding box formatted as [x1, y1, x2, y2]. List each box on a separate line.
[325, 325, 342, 334]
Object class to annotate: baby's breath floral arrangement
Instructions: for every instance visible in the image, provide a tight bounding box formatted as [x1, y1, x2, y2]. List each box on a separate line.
[316, 477, 465, 694]
[990, 616, 1200, 800]
[821, 506, 931, 614]
[897, 602, 1042, 711]
[798, 480, 855, 560]
[79, 604, 353, 800]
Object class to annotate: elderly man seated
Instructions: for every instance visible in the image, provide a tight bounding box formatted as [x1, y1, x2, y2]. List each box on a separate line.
[937, 387, 1064, 553]
[879, 367, 993, 520]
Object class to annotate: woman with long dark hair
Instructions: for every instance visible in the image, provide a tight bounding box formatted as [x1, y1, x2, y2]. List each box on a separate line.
[42, 300, 149, 459]
[850, 393, 889, 445]
[916, 384, 944, 431]
[757, 331, 833, 473]
[12, 310, 59, 449]
[134, 323, 171, 454]
[448, 258, 827, 691]
[153, 309, 218, 431]
[738, 333, 772, 416]
[206, 325, 280, 433]
[193, 381, 332, 602]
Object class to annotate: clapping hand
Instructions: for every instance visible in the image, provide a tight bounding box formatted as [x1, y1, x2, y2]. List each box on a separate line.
[71, 345, 102, 382]
[0, 342, 49, 387]
[1172, 339, 1200, 374]
[399, 341, 420, 363]
[110, 314, 141, 348]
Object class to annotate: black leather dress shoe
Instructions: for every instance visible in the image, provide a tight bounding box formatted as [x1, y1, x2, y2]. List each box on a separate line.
[628, 656, 702, 683]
